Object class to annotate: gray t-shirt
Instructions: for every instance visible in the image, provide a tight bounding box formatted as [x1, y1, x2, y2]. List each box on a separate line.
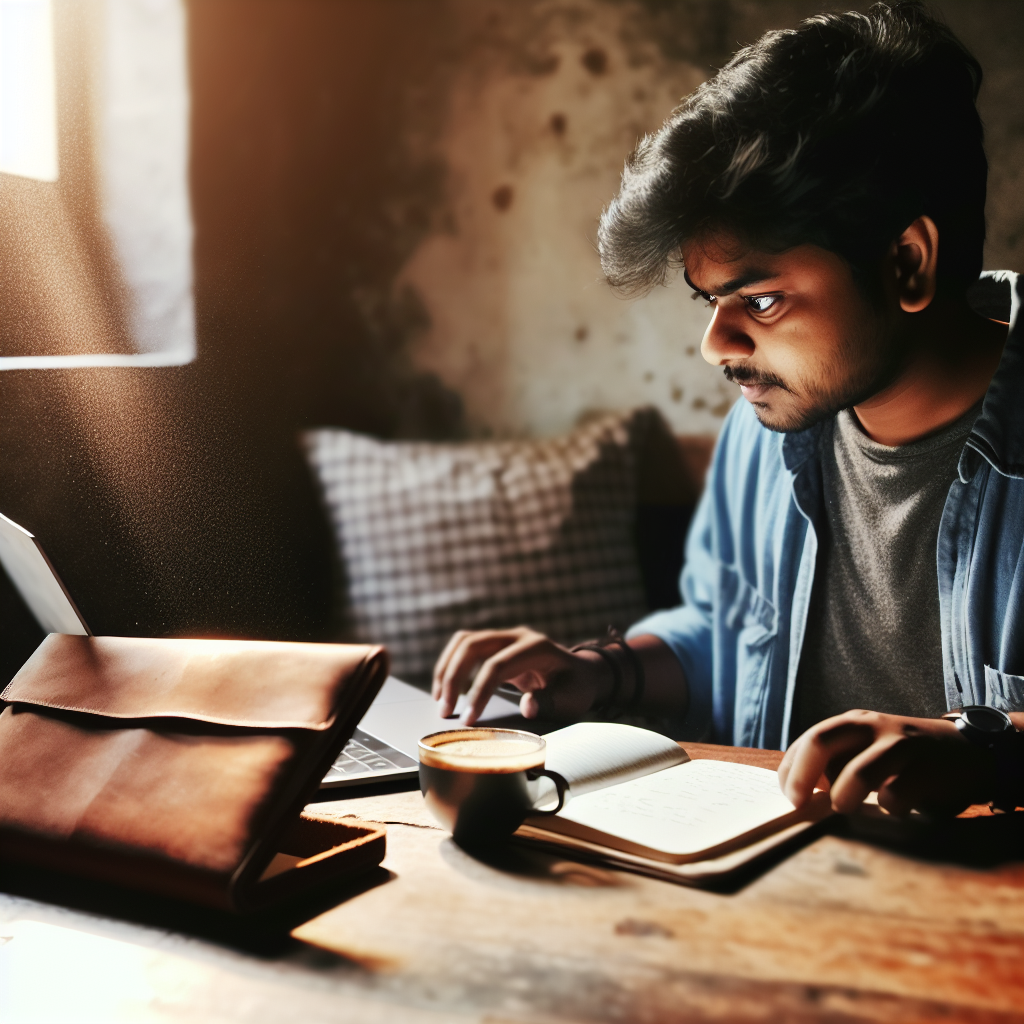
[793, 399, 983, 736]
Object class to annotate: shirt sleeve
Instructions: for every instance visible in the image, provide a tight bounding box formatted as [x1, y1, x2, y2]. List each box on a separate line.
[627, 483, 716, 738]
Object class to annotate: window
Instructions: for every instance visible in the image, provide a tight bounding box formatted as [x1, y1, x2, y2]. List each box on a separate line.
[0, 0, 58, 182]
[0, 0, 195, 369]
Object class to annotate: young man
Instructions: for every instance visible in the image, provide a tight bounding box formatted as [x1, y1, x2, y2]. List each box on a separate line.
[432, 2, 1023, 816]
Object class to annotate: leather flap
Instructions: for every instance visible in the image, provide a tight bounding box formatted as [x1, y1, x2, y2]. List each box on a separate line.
[1, 634, 384, 730]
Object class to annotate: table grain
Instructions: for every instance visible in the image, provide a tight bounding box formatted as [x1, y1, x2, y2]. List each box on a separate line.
[1, 742, 1021, 1023]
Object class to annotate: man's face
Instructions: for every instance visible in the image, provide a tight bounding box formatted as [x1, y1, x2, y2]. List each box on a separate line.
[684, 235, 903, 432]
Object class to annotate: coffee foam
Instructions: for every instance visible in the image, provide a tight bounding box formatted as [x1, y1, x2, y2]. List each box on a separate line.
[419, 728, 546, 773]
[436, 739, 539, 757]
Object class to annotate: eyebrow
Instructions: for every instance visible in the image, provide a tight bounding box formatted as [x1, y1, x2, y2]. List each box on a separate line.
[683, 267, 779, 296]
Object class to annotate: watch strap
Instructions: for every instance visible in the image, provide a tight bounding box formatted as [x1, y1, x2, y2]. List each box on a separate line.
[947, 706, 1023, 812]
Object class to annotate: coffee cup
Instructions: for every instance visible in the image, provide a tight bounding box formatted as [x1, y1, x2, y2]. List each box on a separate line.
[418, 727, 567, 846]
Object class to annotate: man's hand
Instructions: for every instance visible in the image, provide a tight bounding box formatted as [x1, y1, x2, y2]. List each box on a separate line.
[779, 709, 997, 817]
[431, 627, 611, 725]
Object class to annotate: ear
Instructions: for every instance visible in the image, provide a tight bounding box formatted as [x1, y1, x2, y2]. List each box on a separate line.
[891, 215, 939, 313]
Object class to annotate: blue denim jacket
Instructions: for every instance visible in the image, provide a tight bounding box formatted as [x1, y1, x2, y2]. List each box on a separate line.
[630, 271, 1024, 748]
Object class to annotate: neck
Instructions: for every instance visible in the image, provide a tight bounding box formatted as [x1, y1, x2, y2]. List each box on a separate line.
[852, 295, 1007, 447]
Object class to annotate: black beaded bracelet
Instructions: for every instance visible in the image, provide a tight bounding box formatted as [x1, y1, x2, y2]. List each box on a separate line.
[571, 642, 623, 714]
[572, 630, 645, 717]
[606, 634, 646, 714]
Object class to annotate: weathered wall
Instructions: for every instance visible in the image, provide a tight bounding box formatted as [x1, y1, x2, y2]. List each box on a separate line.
[399, 2, 718, 438]
[396, 0, 1024, 438]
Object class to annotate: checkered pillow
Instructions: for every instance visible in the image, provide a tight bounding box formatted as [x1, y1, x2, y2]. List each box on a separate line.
[302, 410, 655, 684]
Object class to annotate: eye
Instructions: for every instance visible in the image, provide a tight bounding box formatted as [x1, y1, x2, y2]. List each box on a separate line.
[745, 294, 780, 313]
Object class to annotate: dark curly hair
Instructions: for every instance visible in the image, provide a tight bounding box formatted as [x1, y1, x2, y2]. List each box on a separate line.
[598, 2, 986, 296]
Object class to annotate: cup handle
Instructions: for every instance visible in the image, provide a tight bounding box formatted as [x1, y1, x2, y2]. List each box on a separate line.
[526, 768, 569, 816]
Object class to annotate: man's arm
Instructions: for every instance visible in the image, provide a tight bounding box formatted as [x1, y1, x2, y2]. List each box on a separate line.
[432, 442, 721, 727]
[432, 628, 687, 724]
[779, 709, 1024, 816]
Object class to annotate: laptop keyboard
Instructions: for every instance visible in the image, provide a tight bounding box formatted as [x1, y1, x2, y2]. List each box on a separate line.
[322, 726, 419, 783]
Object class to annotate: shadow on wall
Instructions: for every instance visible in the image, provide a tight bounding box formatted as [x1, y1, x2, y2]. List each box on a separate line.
[1, 0, 1021, 680]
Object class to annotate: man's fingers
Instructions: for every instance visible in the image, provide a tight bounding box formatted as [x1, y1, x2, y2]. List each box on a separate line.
[437, 630, 497, 711]
[780, 717, 877, 807]
[861, 732, 982, 818]
[435, 630, 524, 716]
[432, 630, 472, 699]
[520, 691, 541, 719]
[827, 733, 915, 813]
[877, 777, 914, 817]
[783, 712, 986, 817]
[461, 638, 567, 724]
[461, 639, 544, 724]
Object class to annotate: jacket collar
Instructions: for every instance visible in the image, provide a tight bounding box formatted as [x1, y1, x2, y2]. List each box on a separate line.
[960, 271, 1023, 481]
[780, 270, 1023, 480]
[781, 421, 821, 474]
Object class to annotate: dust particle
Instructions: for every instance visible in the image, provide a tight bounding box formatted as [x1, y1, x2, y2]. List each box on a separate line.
[528, 53, 560, 76]
[492, 185, 514, 212]
[614, 918, 674, 938]
[581, 47, 608, 76]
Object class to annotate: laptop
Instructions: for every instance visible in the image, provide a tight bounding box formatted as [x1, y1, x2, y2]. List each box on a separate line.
[0, 511, 522, 790]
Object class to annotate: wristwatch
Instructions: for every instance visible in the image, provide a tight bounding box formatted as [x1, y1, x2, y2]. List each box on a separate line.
[943, 705, 1024, 812]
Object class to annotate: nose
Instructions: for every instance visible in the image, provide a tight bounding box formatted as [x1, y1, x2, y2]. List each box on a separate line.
[700, 305, 755, 366]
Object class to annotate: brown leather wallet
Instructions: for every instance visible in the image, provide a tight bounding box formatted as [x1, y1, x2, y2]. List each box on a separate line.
[0, 634, 390, 912]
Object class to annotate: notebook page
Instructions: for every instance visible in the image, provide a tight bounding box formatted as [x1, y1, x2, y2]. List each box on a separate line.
[542, 722, 688, 796]
[549, 759, 797, 858]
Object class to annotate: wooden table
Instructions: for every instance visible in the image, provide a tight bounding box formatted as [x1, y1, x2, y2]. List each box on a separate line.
[2, 743, 1022, 1023]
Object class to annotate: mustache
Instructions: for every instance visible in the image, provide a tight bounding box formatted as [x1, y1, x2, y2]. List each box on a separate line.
[723, 364, 792, 393]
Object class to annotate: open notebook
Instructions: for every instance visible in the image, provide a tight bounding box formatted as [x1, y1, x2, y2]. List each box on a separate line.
[516, 723, 832, 884]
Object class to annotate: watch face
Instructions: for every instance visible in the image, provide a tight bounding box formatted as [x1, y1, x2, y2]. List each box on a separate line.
[961, 706, 1011, 732]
